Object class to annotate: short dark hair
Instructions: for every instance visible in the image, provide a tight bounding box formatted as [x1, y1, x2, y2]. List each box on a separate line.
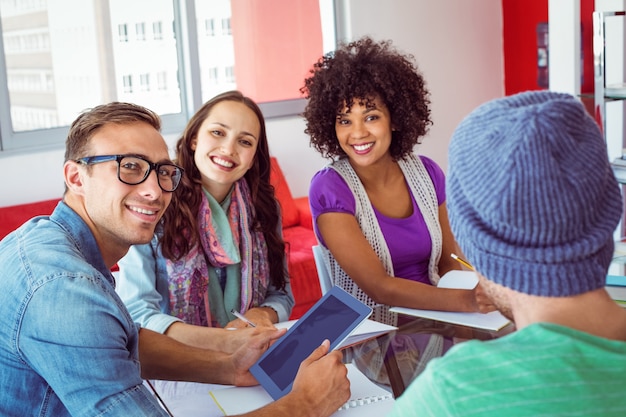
[64, 102, 161, 162]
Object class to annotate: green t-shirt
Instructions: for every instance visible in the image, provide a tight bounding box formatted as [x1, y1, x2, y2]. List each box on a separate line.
[388, 323, 626, 417]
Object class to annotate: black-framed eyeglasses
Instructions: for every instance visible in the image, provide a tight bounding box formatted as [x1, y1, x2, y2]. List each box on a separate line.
[75, 154, 184, 192]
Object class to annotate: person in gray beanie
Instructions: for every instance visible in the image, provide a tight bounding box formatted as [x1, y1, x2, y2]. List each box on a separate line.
[388, 90, 626, 417]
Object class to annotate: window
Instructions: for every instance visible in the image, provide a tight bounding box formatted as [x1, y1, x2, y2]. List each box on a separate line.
[153, 21, 163, 40]
[156, 71, 167, 90]
[0, 0, 337, 152]
[221, 18, 231, 36]
[139, 73, 150, 92]
[135, 22, 146, 41]
[118, 23, 128, 42]
[224, 66, 235, 83]
[122, 75, 133, 93]
[206, 67, 219, 84]
[204, 18, 215, 37]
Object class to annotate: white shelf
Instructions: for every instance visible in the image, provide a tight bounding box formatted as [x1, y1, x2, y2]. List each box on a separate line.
[606, 83, 626, 98]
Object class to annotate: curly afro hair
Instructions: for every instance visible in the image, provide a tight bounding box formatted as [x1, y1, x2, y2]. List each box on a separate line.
[301, 36, 432, 160]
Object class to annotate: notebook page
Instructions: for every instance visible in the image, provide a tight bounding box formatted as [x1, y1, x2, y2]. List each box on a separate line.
[209, 363, 394, 416]
[389, 270, 512, 331]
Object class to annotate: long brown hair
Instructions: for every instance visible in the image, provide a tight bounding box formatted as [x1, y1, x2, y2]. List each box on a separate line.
[160, 90, 288, 290]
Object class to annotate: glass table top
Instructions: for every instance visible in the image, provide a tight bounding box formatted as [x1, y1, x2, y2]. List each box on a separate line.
[348, 316, 515, 398]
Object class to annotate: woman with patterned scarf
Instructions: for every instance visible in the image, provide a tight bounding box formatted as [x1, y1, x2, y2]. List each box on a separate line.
[116, 90, 293, 349]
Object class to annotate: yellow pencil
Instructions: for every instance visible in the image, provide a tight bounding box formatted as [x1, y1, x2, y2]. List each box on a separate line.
[451, 253, 475, 271]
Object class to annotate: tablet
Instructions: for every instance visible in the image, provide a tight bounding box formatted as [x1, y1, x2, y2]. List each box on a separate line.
[249, 285, 372, 400]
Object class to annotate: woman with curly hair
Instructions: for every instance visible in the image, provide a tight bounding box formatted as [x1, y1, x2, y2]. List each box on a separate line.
[116, 91, 294, 348]
[301, 37, 494, 326]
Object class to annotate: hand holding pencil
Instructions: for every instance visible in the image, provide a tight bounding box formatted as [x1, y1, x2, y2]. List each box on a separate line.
[230, 309, 257, 327]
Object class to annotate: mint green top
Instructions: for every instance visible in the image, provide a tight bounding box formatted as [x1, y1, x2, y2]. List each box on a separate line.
[388, 323, 626, 417]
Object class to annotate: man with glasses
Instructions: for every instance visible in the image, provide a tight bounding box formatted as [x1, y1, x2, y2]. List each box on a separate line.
[74, 154, 185, 193]
[0, 102, 349, 417]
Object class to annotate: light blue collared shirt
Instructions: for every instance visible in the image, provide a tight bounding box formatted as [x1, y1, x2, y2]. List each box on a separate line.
[0, 201, 167, 417]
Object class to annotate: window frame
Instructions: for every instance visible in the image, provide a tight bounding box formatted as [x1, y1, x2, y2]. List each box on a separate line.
[0, 0, 339, 155]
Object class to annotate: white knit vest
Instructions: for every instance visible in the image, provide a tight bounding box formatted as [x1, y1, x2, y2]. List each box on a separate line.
[320, 155, 442, 325]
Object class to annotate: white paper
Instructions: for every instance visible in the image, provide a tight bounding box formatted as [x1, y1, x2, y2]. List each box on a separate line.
[389, 270, 512, 331]
[209, 363, 394, 416]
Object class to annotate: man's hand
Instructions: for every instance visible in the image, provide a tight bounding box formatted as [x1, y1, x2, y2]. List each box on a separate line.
[234, 340, 350, 417]
[229, 327, 287, 386]
[287, 340, 350, 417]
[473, 283, 497, 313]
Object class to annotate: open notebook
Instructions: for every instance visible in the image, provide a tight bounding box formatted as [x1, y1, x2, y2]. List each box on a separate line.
[389, 270, 512, 332]
[209, 363, 395, 416]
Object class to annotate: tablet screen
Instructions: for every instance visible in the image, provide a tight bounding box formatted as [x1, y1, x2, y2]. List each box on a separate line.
[250, 286, 372, 399]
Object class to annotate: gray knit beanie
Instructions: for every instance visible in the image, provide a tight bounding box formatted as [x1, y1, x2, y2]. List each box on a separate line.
[447, 90, 622, 296]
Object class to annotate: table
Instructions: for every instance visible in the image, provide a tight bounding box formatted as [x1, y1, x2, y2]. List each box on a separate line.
[145, 380, 225, 417]
[152, 252, 626, 415]
[149, 316, 514, 416]
[346, 316, 514, 398]
[610, 250, 626, 275]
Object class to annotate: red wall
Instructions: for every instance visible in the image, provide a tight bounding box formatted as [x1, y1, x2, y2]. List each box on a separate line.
[230, 0, 323, 103]
[503, 0, 595, 95]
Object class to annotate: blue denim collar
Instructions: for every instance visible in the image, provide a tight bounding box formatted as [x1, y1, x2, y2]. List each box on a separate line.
[50, 201, 115, 286]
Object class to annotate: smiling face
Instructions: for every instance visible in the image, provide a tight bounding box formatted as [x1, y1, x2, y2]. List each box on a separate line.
[335, 96, 394, 168]
[191, 100, 260, 202]
[64, 121, 173, 265]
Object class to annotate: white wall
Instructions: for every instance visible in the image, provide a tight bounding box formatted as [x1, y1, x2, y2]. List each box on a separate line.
[268, 0, 504, 198]
[595, 0, 626, 161]
[0, 0, 504, 206]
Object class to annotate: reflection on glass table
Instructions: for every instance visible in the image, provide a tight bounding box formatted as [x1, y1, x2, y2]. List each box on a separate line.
[145, 316, 516, 416]
[346, 316, 515, 398]
[610, 242, 626, 275]
[608, 251, 626, 308]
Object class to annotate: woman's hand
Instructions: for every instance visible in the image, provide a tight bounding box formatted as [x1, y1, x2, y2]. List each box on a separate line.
[226, 307, 278, 329]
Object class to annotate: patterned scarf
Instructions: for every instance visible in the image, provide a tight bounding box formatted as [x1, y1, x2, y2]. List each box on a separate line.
[166, 180, 269, 327]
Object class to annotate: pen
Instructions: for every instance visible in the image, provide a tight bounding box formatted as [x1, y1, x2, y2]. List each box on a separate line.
[230, 309, 257, 327]
[451, 253, 475, 271]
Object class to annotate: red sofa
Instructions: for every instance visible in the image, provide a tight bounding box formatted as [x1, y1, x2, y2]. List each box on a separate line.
[0, 198, 61, 241]
[0, 158, 322, 319]
[269, 157, 322, 319]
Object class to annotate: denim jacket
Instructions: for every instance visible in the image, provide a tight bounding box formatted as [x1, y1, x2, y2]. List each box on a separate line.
[0, 202, 168, 417]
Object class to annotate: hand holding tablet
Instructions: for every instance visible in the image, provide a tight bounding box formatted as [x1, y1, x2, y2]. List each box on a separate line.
[250, 286, 372, 400]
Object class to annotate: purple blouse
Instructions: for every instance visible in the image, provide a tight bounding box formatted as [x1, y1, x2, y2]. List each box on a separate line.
[309, 156, 446, 285]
